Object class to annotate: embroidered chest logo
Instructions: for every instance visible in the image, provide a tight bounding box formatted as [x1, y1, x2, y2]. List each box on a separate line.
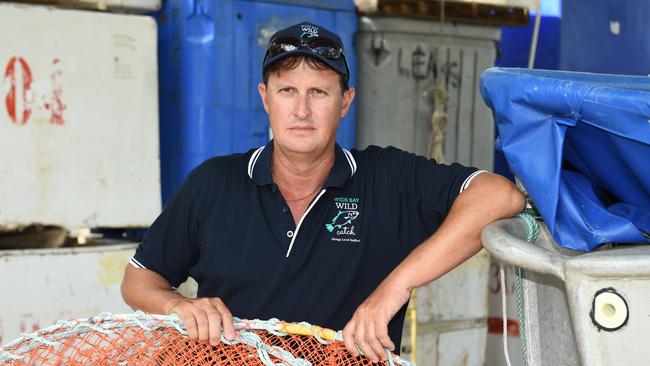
[326, 197, 361, 242]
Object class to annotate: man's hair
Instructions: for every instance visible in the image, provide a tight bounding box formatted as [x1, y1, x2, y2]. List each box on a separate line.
[263, 56, 349, 94]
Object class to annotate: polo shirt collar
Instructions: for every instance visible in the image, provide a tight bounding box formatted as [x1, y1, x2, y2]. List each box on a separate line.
[248, 140, 357, 188]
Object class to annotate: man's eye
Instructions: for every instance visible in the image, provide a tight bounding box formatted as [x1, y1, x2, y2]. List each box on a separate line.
[279, 87, 294, 93]
[311, 89, 327, 96]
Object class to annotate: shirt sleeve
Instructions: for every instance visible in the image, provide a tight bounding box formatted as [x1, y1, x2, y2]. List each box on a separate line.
[376, 147, 482, 251]
[130, 168, 202, 288]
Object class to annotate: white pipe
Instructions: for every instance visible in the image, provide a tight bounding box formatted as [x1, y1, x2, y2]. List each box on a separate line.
[528, 0, 543, 69]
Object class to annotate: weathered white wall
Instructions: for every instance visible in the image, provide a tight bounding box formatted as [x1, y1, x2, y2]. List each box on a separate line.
[0, 244, 136, 344]
[0, 3, 161, 231]
[401, 250, 490, 365]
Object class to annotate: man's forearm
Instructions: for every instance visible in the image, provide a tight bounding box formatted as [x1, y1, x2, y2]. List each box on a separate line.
[121, 264, 186, 315]
[121, 264, 237, 345]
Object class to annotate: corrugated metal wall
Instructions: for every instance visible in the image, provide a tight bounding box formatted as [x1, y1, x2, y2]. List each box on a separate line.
[355, 17, 499, 171]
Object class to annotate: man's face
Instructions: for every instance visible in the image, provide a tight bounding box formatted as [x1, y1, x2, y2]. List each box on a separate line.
[258, 60, 355, 157]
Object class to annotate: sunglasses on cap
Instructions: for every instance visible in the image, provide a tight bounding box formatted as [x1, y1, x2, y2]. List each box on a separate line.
[266, 35, 344, 60]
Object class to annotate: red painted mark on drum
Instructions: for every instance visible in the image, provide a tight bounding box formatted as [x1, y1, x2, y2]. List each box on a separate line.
[49, 58, 65, 125]
[4, 56, 33, 124]
[488, 316, 520, 337]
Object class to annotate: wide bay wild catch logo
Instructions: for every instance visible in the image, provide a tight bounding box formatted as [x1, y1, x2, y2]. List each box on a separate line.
[300, 24, 319, 38]
[326, 197, 360, 243]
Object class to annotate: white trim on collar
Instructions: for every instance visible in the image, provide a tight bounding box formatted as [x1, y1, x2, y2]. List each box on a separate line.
[342, 148, 357, 176]
[247, 146, 266, 179]
[248, 145, 356, 180]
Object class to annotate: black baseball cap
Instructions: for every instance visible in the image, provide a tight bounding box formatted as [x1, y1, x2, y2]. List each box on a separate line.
[262, 22, 349, 82]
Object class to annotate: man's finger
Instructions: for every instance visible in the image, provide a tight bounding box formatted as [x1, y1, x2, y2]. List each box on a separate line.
[342, 321, 358, 357]
[206, 309, 222, 346]
[376, 321, 395, 351]
[365, 322, 386, 361]
[216, 303, 235, 341]
[194, 310, 209, 342]
[355, 324, 378, 363]
[181, 311, 199, 340]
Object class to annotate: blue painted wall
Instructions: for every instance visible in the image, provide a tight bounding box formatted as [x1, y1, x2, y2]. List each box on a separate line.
[561, 0, 650, 75]
[156, 0, 357, 203]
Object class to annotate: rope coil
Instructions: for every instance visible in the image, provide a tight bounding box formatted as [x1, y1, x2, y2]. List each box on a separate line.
[501, 209, 540, 366]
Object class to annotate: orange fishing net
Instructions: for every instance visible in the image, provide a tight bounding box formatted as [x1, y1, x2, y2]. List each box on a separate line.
[0, 312, 412, 366]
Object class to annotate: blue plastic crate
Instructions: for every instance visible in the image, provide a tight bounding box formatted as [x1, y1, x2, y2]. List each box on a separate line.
[156, 0, 357, 203]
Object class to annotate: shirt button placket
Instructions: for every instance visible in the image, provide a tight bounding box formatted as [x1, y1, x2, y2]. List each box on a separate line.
[272, 184, 296, 248]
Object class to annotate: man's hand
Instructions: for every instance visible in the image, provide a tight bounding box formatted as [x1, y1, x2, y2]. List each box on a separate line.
[343, 281, 410, 363]
[121, 266, 236, 347]
[166, 297, 236, 346]
[342, 172, 524, 362]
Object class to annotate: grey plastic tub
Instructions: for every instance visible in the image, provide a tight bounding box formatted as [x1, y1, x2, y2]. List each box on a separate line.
[482, 218, 650, 366]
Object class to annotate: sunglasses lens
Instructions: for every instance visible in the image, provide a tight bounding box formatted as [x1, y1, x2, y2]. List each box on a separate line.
[312, 47, 341, 58]
[268, 37, 301, 56]
[267, 36, 342, 59]
[306, 38, 342, 59]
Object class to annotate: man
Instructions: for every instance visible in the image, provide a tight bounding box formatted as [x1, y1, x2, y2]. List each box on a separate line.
[121, 21, 524, 363]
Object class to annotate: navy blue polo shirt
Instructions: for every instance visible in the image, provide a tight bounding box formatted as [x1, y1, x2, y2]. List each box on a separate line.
[131, 141, 482, 347]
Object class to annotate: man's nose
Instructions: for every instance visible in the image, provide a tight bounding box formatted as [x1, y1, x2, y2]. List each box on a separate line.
[293, 93, 311, 120]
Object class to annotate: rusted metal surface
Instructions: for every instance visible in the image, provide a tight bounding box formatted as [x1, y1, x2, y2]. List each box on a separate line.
[6, 0, 160, 13]
[363, 0, 529, 26]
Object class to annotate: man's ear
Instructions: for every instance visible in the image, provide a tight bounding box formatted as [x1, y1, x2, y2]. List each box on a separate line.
[340, 86, 356, 118]
[258, 82, 269, 113]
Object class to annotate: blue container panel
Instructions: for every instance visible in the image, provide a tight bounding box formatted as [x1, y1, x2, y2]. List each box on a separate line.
[561, 0, 650, 75]
[497, 16, 561, 70]
[232, 1, 357, 153]
[157, 0, 357, 203]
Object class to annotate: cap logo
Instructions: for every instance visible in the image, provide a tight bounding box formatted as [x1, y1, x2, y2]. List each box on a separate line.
[300, 24, 319, 38]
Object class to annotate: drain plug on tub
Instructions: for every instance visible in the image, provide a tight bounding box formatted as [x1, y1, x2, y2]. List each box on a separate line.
[590, 287, 629, 332]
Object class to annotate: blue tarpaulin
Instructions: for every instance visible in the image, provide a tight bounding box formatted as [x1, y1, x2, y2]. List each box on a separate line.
[480, 68, 650, 251]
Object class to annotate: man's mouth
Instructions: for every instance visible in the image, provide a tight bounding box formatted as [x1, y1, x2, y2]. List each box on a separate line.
[289, 125, 316, 131]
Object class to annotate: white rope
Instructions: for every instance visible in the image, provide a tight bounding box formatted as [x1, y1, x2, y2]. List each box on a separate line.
[514, 210, 540, 366]
[1, 313, 414, 366]
[237, 329, 310, 366]
[496, 211, 541, 366]
[428, 57, 449, 163]
[0, 349, 24, 361]
[130, 312, 152, 331]
[528, 0, 542, 68]
[500, 263, 513, 366]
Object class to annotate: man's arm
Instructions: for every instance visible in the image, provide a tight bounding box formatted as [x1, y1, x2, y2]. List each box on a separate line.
[342, 172, 525, 362]
[121, 264, 235, 345]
